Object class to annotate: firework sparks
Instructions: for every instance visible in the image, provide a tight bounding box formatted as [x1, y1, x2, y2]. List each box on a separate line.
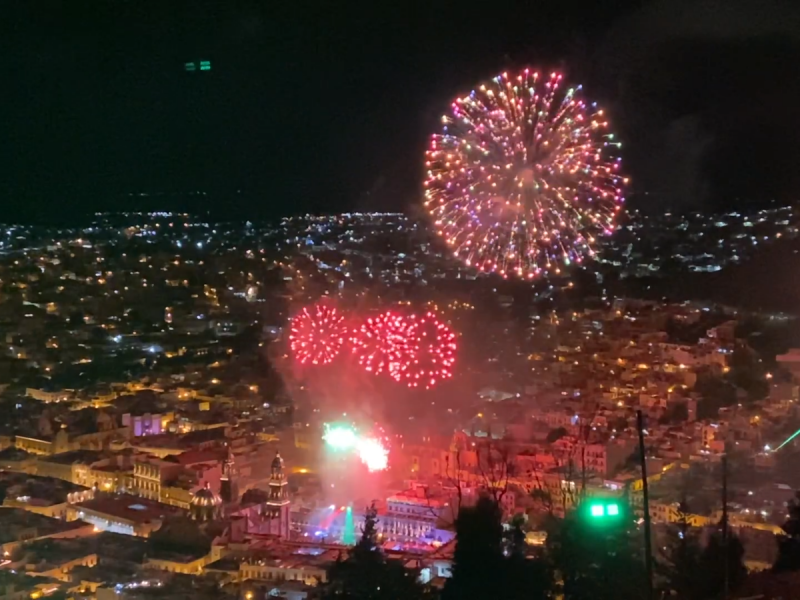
[424, 69, 627, 279]
[356, 437, 389, 472]
[350, 311, 413, 375]
[390, 311, 457, 389]
[322, 424, 358, 450]
[289, 301, 347, 365]
[322, 423, 389, 472]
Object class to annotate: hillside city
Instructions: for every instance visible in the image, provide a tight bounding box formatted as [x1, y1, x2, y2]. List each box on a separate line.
[0, 210, 798, 598]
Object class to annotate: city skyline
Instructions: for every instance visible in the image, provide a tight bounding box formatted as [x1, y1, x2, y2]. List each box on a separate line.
[2, 3, 800, 598]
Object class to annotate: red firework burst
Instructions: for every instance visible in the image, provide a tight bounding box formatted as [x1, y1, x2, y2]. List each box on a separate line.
[389, 311, 457, 389]
[289, 302, 347, 365]
[350, 311, 413, 375]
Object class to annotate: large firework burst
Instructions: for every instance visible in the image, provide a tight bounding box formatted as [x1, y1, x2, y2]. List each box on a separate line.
[289, 301, 347, 365]
[389, 311, 457, 389]
[350, 311, 413, 375]
[424, 69, 627, 279]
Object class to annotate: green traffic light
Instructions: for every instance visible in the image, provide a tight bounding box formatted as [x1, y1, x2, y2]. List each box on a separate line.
[590, 504, 605, 517]
[606, 503, 619, 516]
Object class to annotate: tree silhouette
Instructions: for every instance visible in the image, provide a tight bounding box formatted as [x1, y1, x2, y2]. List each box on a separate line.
[443, 496, 505, 600]
[546, 427, 568, 443]
[148, 516, 211, 557]
[504, 513, 552, 600]
[353, 502, 379, 559]
[658, 401, 689, 425]
[695, 527, 747, 599]
[324, 503, 428, 600]
[443, 496, 551, 600]
[546, 504, 646, 600]
[658, 500, 704, 599]
[728, 342, 769, 402]
[694, 370, 736, 419]
[774, 490, 800, 572]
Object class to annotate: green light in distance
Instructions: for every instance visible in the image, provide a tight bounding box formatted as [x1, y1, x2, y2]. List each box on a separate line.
[342, 506, 355, 545]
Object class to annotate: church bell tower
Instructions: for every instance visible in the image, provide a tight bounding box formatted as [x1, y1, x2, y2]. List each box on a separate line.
[264, 451, 290, 538]
[220, 446, 239, 505]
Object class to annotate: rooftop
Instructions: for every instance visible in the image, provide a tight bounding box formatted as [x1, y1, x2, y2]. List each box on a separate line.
[170, 448, 225, 465]
[207, 539, 341, 572]
[133, 428, 226, 450]
[0, 447, 34, 462]
[0, 507, 90, 545]
[43, 449, 108, 465]
[74, 494, 181, 524]
[22, 537, 97, 568]
[0, 570, 59, 594]
[0, 472, 89, 504]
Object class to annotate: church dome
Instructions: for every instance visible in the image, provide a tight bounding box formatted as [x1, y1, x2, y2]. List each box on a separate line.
[189, 484, 222, 521]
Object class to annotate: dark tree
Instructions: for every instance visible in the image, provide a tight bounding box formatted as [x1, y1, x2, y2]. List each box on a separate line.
[148, 516, 211, 557]
[695, 528, 748, 599]
[774, 491, 800, 572]
[608, 416, 629, 432]
[658, 501, 704, 599]
[324, 503, 428, 600]
[546, 427, 568, 443]
[728, 342, 769, 402]
[694, 370, 737, 419]
[504, 513, 552, 600]
[546, 505, 646, 600]
[444, 496, 551, 600]
[353, 502, 379, 558]
[443, 496, 505, 600]
[658, 401, 689, 425]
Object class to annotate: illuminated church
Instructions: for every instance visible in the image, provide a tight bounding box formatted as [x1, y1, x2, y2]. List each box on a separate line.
[188, 450, 291, 540]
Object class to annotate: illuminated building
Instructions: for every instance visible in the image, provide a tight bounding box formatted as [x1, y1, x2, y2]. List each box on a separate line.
[67, 494, 179, 537]
[264, 452, 290, 539]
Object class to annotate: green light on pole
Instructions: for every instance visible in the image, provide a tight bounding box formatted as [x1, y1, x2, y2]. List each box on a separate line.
[588, 501, 621, 519]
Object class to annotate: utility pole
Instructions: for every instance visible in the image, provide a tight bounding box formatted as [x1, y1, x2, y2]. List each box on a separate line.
[637, 410, 654, 600]
[722, 453, 729, 600]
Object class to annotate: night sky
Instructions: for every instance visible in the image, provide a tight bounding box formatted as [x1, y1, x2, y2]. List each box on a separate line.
[2, 0, 800, 222]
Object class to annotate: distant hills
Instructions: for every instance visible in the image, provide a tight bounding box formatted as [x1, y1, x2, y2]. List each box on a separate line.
[612, 238, 800, 314]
